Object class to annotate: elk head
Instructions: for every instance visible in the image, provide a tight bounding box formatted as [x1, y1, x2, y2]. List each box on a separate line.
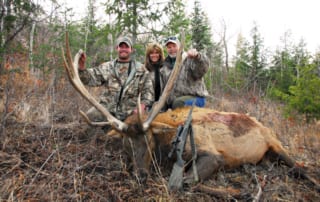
[62, 32, 185, 181]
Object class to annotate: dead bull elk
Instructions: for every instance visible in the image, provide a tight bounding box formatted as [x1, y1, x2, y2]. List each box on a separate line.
[62, 33, 319, 195]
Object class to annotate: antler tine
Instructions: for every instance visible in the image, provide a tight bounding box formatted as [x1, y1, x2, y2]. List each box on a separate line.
[142, 32, 185, 131]
[65, 32, 73, 70]
[137, 93, 143, 125]
[79, 110, 110, 126]
[62, 32, 128, 132]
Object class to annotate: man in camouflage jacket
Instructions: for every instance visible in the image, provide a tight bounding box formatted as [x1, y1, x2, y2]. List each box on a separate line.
[161, 36, 209, 109]
[78, 36, 154, 121]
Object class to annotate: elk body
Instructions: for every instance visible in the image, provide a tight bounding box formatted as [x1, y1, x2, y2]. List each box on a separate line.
[62, 33, 319, 194]
[112, 107, 319, 189]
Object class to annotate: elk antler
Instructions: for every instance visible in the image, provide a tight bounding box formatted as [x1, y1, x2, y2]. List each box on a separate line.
[79, 111, 110, 126]
[62, 32, 128, 132]
[142, 32, 185, 131]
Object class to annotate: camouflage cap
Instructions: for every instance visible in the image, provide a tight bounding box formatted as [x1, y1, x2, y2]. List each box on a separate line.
[116, 36, 133, 48]
[164, 36, 180, 46]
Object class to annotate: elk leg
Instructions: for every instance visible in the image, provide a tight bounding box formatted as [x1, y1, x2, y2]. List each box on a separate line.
[269, 142, 320, 191]
[184, 152, 224, 183]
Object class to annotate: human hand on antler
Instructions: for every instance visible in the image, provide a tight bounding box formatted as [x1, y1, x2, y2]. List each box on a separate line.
[187, 48, 199, 59]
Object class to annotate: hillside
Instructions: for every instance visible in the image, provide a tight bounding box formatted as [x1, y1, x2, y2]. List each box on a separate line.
[0, 55, 319, 201]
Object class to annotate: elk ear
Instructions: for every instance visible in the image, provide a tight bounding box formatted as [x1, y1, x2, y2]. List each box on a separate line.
[150, 122, 176, 134]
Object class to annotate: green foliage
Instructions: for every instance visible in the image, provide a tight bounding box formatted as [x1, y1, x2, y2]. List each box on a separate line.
[32, 25, 65, 76]
[268, 36, 312, 103]
[103, 0, 192, 59]
[204, 66, 226, 94]
[269, 67, 296, 97]
[0, 0, 39, 46]
[190, 0, 213, 57]
[104, 0, 191, 59]
[105, 0, 161, 38]
[231, 24, 269, 93]
[162, 0, 190, 37]
[267, 86, 290, 101]
[0, 0, 41, 73]
[204, 67, 214, 93]
[286, 64, 320, 120]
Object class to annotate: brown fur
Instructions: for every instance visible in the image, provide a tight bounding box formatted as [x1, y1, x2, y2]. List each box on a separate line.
[109, 106, 320, 192]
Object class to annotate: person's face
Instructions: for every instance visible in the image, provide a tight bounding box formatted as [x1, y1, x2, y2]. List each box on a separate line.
[166, 42, 179, 58]
[149, 49, 161, 63]
[116, 42, 132, 61]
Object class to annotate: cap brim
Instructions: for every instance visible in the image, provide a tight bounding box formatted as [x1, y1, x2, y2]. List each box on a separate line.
[165, 40, 178, 46]
[118, 41, 131, 47]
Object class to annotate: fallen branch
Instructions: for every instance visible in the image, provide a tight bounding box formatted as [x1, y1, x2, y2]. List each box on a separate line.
[192, 183, 241, 198]
[253, 174, 267, 202]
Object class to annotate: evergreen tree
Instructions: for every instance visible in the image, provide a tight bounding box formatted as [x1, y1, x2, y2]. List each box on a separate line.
[0, 0, 41, 73]
[248, 22, 267, 92]
[190, 0, 223, 94]
[268, 33, 311, 101]
[268, 30, 296, 99]
[231, 23, 268, 94]
[162, 0, 189, 37]
[287, 64, 320, 121]
[313, 49, 320, 77]
[104, 0, 162, 43]
[292, 38, 311, 79]
[190, 0, 213, 57]
[104, 0, 172, 60]
[232, 32, 251, 90]
[159, 0, 190, 50]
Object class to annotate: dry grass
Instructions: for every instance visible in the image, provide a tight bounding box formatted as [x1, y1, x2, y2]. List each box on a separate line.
[0, 60, 319, 201]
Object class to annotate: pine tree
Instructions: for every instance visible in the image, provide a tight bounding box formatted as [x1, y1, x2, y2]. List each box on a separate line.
[0, 0, 41, 73]
[232, 23, 268, 94]
[104, 0, 163, 43]
[161, 0, 190, 47]
[190, 0, 213, 56]
[288, 64, 320, 121]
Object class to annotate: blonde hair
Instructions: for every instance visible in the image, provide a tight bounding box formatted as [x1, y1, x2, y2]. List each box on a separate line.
[145, 42, 165, 71]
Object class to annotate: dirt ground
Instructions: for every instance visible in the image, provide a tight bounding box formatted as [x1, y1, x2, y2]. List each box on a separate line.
[1, 115, 319, 201]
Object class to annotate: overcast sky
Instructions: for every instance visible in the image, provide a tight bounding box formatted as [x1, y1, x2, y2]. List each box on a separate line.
[199, 0, 320, 54]
[56, 0, 320, 54]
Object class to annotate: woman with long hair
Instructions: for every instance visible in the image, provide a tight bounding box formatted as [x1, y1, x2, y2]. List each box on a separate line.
[145, 42, 165, 102]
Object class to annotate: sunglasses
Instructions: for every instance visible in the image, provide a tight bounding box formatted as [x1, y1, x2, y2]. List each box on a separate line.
[164, 36, 177, 43]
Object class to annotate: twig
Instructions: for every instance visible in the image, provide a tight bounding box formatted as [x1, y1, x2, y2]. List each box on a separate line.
[0, 151, 50, 180]
[253, 174, 267, 202]
[25, 149, 57, 195]
[192, 183, 241, 198]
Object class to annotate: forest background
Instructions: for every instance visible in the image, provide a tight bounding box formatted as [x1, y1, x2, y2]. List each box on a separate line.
[0, 0, 319, 201]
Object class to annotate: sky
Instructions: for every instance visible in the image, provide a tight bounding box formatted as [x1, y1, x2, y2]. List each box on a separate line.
[198, 0, 320, 54]
[55, 0, 320, 54]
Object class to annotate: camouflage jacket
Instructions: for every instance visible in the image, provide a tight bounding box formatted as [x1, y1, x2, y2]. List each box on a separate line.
[79, 59, 154, 120]
[161, 52, 209, 106]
